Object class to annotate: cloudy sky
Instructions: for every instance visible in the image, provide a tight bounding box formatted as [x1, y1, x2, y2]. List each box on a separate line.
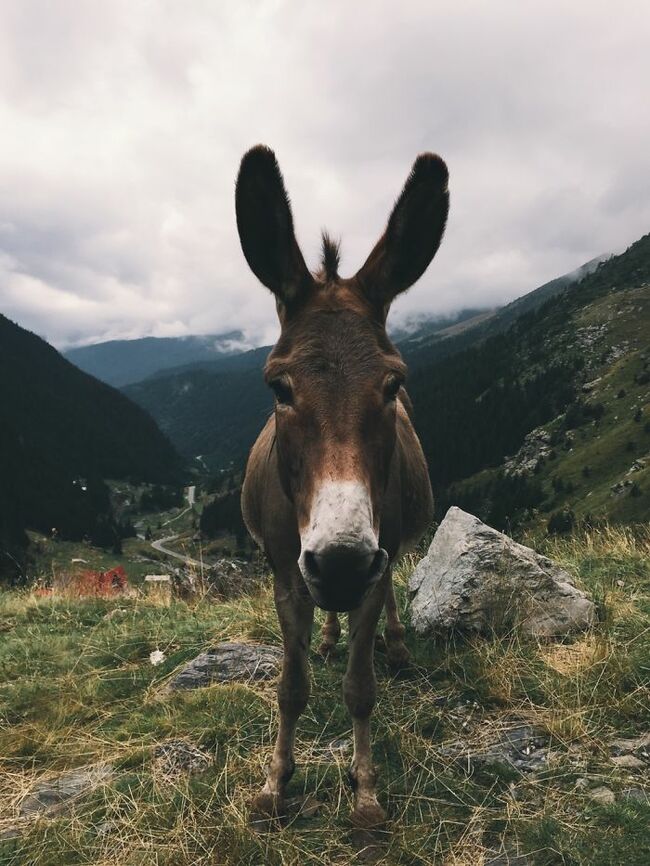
[1, 1, 649, 349]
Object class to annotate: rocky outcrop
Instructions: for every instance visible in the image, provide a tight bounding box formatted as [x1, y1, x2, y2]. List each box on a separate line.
[503, 427, 553, 476]
[168, 642, 283, 690]
[409, 507, 595, 638]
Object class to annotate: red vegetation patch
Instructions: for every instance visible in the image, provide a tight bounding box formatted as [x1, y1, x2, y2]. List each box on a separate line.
[36, 566, 129, 598]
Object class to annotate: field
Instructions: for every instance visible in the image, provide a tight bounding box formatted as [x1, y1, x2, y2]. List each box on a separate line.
[1, 527, 649, 865]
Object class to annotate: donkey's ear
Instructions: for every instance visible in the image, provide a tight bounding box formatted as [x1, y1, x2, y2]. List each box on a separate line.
[356, 153, 449, 314]
[236, 145, 313, 305]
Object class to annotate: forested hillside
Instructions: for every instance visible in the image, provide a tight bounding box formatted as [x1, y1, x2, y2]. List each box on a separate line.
[0, 315, 181, 578]
[416, 234, 650, 529]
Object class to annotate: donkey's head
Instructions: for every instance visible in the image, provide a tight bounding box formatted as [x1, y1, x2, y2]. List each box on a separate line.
[236, 146, 448, 611]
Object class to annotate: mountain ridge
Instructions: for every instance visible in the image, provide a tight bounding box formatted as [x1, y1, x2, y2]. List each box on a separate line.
[0, 314, 182, 577]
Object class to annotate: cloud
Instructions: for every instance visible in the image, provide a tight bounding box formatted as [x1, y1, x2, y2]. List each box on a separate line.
[1, 0, 649, 348]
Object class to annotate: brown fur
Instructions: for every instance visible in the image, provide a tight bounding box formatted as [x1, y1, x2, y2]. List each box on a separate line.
[235, 144, 448, 826]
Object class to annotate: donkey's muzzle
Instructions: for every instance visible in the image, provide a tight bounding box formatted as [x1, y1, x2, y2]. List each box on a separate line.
[300, 544, 388, 612]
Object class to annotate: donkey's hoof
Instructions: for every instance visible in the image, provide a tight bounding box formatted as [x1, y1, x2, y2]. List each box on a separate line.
[387, 642, 411, 670]
[250, 791, 286, 827]
[351, 800, 386, 829]
[317, 640, 339, 659]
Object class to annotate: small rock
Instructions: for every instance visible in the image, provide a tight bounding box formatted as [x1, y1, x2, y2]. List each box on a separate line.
[20, 764, 113, 817]
[312, 737, 353, 760]
[168, 642, 283, 690]
[103, 608, 127, 621]
[610, 732, 650, 757]
[437, 724, 550, 774]
[582, 377, 602, 393]
[589, 786, 615, 805]
[153, 740, 211, 779]
[610, 754, 646, 770]
[621, 787, 649, 803]
[149, 650, 166, 666]
[409, 508, 595, 638]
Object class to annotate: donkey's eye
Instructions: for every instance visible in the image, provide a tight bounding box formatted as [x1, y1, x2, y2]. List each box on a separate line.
[384, 375, 403, 402]
[270, 377, 294, 406]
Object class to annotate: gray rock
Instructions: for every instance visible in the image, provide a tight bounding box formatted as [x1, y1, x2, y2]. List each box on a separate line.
[609, 732, 650, 758]
[168, 642, 283, 690]
[504, 427, 552, 477]
[20, 764, 113, 817]
[153, 739, 211, 779]
[621, 787, 649, 803]
[409, 508, 595, 638]
[611, 478, 635, 497]
[610, 754, 646, 771]
[589, 786, 615, 805]
[437, 724, 550, 774]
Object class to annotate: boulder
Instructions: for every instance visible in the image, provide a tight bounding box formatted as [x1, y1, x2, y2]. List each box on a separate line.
[409, 507, 595, 638]
[168, 642, 283, 690]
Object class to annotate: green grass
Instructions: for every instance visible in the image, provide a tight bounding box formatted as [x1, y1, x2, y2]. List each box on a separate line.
[1, 527, 649, 865]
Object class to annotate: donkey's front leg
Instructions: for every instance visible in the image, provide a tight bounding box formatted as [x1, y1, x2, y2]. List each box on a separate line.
[252, 576, 314, 820]
[383, 572, 411, 669]
[343, 575, 389, 828]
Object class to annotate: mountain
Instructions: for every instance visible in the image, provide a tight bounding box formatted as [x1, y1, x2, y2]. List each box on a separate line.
[124, 364, 271, 470]
[0, 315, 181, 577]
[122, 255, 614, 473]
[398, 254, 611, 364]
[408, 236, 650, 529]
[64, 331, 249, 388]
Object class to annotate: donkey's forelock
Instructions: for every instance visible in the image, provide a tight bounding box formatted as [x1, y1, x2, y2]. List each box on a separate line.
[318, 232, 341, 283]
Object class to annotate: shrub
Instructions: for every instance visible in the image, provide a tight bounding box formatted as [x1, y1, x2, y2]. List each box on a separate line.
[547, 509, 575, 534]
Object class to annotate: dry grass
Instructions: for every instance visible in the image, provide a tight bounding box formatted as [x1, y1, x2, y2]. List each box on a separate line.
[1, 525, 649, 864]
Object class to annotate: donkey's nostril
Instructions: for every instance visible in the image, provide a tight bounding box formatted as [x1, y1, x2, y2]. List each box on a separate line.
[370, 548, 389, 581]
[300, 544, 389, 612]
[303, 550, 320, 579]
[311, 545, 375, 582]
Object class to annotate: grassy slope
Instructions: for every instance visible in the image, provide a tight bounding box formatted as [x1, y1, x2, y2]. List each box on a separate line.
[452, 282, 650, 530]
[538, 285, 650, 525]
[1, 528, 649, 865]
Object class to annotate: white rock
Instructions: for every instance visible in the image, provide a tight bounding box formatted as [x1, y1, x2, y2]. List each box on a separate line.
[409, 507, 595, 638]
[149, 650, 166, 666]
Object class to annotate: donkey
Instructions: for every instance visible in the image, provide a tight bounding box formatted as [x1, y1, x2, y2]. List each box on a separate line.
[236, 145, 449, 827]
